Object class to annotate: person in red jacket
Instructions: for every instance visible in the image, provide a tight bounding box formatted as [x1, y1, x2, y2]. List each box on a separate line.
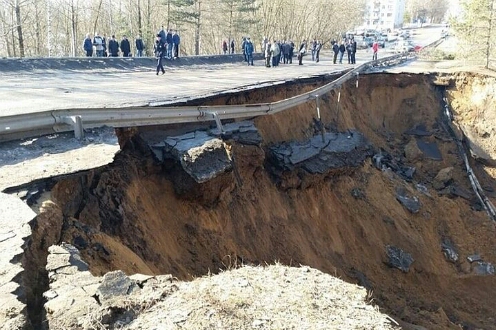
[372, 40, 379, 61]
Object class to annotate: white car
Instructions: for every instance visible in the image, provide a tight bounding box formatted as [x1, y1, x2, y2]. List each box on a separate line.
[386, 33, 398, 42]
[393, 41, 415, 53]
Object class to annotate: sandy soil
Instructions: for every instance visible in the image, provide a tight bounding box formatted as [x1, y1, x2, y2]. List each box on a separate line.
[19, 72, 496, 329]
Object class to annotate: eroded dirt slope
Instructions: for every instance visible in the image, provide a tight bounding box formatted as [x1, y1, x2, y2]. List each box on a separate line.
[29, 73, 496, 329]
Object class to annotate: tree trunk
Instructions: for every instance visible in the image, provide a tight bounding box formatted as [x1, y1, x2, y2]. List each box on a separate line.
[167, 0, 171, 30]
[0, 9, 12, 56]
[15, 0, 24, 57]
[71, 0, 77, 56]
[195, 0, 201, 55]
[487, 0, 495, 68]
[93, 0, 104, 35]
[137, 0, 142, 34]
[34, 0, 41, 55]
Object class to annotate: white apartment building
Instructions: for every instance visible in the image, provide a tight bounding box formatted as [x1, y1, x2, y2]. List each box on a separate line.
[364, 0, 406, 31]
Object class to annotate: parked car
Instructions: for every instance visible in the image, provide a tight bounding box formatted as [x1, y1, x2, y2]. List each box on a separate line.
[377, 36, 386, 48]
[393, 40, 415, 53]
[365, 29, 379, 37]
[386, 32, 398, 42]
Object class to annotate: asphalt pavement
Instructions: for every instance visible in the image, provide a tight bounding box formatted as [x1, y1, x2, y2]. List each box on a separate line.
[0, 25, 444, 117]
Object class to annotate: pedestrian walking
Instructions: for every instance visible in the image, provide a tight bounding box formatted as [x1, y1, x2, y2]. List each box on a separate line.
[154, 34, 166, 75]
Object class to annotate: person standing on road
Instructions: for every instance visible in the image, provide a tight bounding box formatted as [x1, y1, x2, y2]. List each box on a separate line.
[93, 33, 104, 57]
[311, 39, 317, 61]
[245, 37, 254, 65]
[265, 41, 271, 67]
[154, 34, 166, 75]
[108, 35, 120, 57]
[172, 31, 180, 58]
[83, 34, 93, 57]
[315, 40, 322, 63]
[102, 34, 108, 57]
[298, 40, 306, 65]
[135, 35, 144, 57]
[222, 40, 228, 54]
[166, 29, 173, 59]
[372, 39, 379, 61]
[338, 41, 345, 64]
[241, 37, 247, 62]
[120, 35, 131, 57]
[332, 42, 339, 64]
[351, 38, 357, 64]
[346, 39, 353, 64]
[230, 39, 235, 54]
[271, 40, 281, 67]
[282, 41, 290, 64]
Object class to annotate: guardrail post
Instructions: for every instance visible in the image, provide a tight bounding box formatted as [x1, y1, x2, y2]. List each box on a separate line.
[355, 72, 359, 88]
[61, 115, 84, 140]
[201, 111, 224, 135]
[314, 95, 325, 143]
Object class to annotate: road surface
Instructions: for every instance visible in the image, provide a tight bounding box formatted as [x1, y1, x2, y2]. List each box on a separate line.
[0, 26, 445, 117]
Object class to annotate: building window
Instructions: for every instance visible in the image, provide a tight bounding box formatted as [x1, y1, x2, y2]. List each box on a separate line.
[387, 13, 392, 17]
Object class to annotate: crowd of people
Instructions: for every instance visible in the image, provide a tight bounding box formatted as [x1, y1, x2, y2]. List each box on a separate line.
[82, 28, 180, 59]
[233, 36, 366, 68]
[153, 27, 181, 75]
[83, 28, 378, 75]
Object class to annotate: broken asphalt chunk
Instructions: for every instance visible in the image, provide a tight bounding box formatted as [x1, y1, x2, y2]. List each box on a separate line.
[396, 189, 420, 213]
[386, 245, 414, 273]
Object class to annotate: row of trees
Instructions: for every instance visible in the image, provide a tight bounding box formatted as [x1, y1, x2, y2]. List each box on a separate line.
[404, 0, 450, 24]
[453, 0, 496, 68]
[0, 0, 365, 58]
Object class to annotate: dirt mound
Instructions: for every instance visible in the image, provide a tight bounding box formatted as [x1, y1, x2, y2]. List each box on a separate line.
[43, 243, 398, 330]
[21, 72, 496, 329]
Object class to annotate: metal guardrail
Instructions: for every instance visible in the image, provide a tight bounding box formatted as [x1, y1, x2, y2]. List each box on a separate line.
[0, 53, 413, 142]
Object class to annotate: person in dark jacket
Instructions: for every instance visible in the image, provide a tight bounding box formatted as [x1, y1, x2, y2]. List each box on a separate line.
[120, 36, 131, 57]
[135, 35, 144, 57]
[154, 34, 166, 75]
[298, 40, 306, 65]
[108, 35, 119, 57]
[244, 37, 254, 65]
[172, 31, 180, 58]
[351, 38, 357, 64]
[288, 41, 294, 64]
[102, 34, 108, 57]
[230, 39, 235, 54]
[315, 40, 322, 63]
[158, 27, 166, 41]
[241, 37, 247, 62]
[332, 42, 339, 64]
[166, 30, 173, 59]
[83, 34, 93, 57]
[346, 40, 353, 64]
[338, 41, 346, 64]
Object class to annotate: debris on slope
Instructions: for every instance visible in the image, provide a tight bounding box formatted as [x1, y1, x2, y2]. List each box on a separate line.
[43, 244, 399, 330]
[267, 130, 372, 188]
[149, 121, 261, 184]
[0, 193, 35, 330]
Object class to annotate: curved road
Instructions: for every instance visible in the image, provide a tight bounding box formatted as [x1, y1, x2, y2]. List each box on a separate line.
[0, 26, 444, 117]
